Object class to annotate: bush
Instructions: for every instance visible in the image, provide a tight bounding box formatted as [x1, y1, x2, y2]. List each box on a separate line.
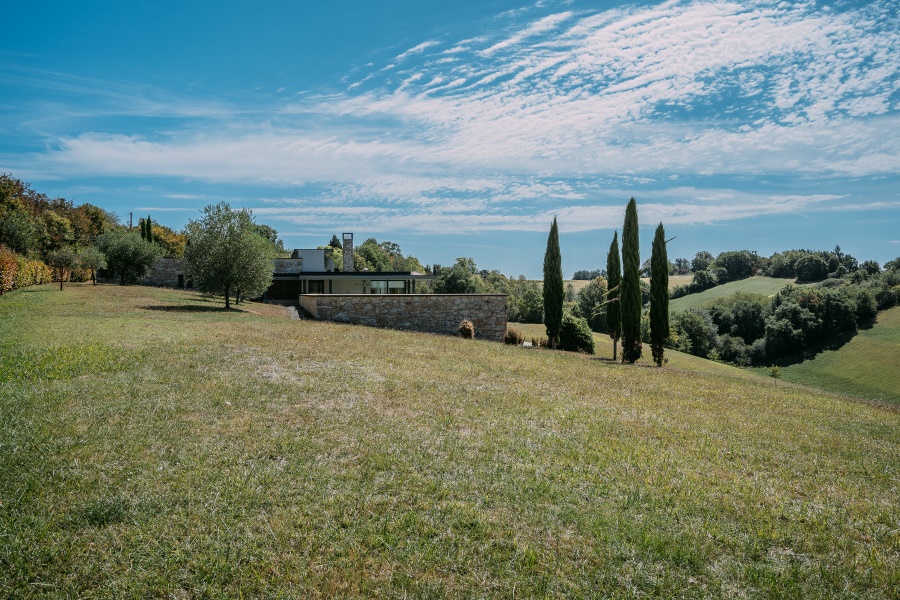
[0, 245, 19, 293]
[459, 320, 475, 339]
[796, 255, 829, 282]
[504, 327, 525, 345]
[557, 314, 595, 354]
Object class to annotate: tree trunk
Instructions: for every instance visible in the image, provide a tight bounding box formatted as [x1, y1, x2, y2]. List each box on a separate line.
[92, 269, 96, 286]
[224, 285, 231, 309]
[59, 270, 63, 291]
[613, 337, 618, 361]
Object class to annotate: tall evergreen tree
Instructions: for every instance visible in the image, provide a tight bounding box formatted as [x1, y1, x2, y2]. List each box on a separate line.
[139, 218, 146, 240]
[621, 198, 642, 363]
[543, 217, 564, 349]
[606, 231, 622, 360]
[145, 215, 153, 244]
[650, 222, 669, 366]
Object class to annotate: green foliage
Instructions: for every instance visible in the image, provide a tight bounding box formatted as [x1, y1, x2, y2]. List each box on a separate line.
[328, 234, 342, 249]
[434, 257, 478, 293]
[97, 230, 163, 286]
[650, 223, 669, 366]
[79, 247, 107, 285]
[557, 314, 595, 354]
[250, 223, 287, 256]
[514, 286, 544, 323]
[183, 202, 275, 309]
[768, 365, 782, 379]
[713, 250, 757, 283]
[542, 218, 564, 348]
[47, 246, 80, 290]
[621, 199, 642, 363]
[565, 282, 576, 303]
[674, 310, 718, 358]
[795, 254, 829, 282]
[0, 206, 40, 255]
[504, 327, 525, 345]
[572, 268, 603, 280]
[606, 231, 622, 359]
[691, 251, 714, 272]
[352, 238, 424, 272]
[458, 320, 475, 339]
[572, 276, 608, 333]
[885, 257, 900, 272]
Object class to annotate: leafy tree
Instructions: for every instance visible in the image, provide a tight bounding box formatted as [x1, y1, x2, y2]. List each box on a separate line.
[691, 251, 714, 273]
[514, 287, 544, 323]
[860, 260, 881, 275]
[543, 217, 564, 349]
[558, 314, 595, 354]
[673, 258, 691, 274]
[621, 198, 642, 363]
[713, 250, 757, 283]
[565, 283, 576, 302]
[47, 246, 79, 291]
[674, 310, 718, 357]
[691, 269, 717, 291]
[606, 232, 622, 360]
[572, 276, 608, 333]
[183, 202, 275, 309]
[433, 257, 478, 293]
[795, 254, 829, 282]
[97, 230, 163, 285]
[0, 206, 40, 255]
[649, 223, 669, 366]
[572, 269, 603, 280]
[251, 223, 287, 256]
[79, 246, 107, 286]
[885, 257, 900, 272]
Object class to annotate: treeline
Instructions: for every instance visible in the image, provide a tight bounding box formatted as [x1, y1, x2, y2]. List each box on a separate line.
[672, 265, 899, 365]
[319, 235, 425, 273]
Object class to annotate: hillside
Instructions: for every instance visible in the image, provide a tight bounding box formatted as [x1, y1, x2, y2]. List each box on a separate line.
[669, 276, 802, 313]
[766, 306, 900, 403]
[2, 284, 899, 597]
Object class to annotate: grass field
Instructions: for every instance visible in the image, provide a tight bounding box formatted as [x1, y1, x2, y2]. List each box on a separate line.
[669, 277, 801, 313]
[759, 306, 900, 404]
[2, 283, 899, 597]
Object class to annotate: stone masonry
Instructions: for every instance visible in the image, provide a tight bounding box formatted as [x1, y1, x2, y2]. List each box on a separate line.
[299, 294, 508, 341]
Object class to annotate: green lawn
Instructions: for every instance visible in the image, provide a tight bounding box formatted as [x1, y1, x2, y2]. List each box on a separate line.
[2, 284, 899, 597]
[762, 306, 900, 404]
[669, 277, 801, 313]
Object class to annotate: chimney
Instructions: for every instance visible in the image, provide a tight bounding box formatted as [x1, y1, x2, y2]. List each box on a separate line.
[342, 233, 354, 272]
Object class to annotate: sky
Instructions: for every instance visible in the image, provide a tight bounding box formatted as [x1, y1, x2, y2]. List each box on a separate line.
[1, 0, 898, 278]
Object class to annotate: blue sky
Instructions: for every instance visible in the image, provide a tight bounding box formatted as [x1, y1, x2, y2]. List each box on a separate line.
[2, 0, 898, 278]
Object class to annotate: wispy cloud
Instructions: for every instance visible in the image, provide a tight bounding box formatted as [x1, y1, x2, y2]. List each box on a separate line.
[2, 0, 898, 236]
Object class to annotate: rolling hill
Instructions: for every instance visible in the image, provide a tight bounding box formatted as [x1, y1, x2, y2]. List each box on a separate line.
[2, 284, 898, 597]
[669, 276, 802, 313]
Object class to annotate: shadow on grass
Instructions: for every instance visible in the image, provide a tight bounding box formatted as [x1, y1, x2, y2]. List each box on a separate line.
[141, 305, 230, 313]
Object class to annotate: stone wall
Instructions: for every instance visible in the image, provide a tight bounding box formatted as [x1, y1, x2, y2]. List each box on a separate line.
[299, 294, 508, 341]
[139, 258, 188, 288]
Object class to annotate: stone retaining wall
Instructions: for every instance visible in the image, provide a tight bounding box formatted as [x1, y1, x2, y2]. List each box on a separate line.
[139, 257, 188, 288]
[299, 294, 507, 341]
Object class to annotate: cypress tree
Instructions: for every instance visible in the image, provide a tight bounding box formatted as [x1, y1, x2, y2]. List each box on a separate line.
[543, 217, 564, 349]
[650, 222, 669, 366]
[146, 215, 153, 244]
[621, 198, 642, 363]
[139, 218, 146, 240]
[606, 231, 622, 361]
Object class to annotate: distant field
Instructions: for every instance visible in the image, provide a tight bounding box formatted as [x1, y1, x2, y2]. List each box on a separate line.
[669, 277, 800, 313]
[2, 284, 898, 597]
[762, 306, 900, 403]
[566, 274, 692, 295]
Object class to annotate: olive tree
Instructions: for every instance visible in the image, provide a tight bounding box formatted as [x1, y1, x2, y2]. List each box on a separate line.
[183, 202, 274, 309]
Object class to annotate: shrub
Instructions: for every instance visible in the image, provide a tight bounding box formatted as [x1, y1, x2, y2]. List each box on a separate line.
[504, 327, 525, 345]
[768, 365, 782, 379]
[557, 314, 595, 354]
[459, 320, 475, 339]
[0, 245, 19, 294]
[531, 336, 548, 348]
[796, 255, 829, 282]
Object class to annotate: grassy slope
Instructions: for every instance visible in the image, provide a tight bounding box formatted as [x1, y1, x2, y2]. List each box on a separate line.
[566, 275, 692, 295]
[2, 284, 899, 597]
[669, 277, 800, 313]
[766, 306, 900, 403]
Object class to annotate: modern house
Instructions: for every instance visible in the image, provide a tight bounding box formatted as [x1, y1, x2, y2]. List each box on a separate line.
[262, 233, 437, 302]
